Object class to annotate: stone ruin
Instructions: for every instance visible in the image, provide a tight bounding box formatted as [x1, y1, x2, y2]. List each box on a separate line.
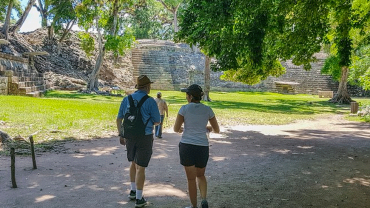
[132, 40, 338, 94]
[0, 39, 50, 96]
[0, 34, 368, 96]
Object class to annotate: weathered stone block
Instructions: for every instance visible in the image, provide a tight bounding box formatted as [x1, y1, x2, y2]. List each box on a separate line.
[0, 77, 8, 95]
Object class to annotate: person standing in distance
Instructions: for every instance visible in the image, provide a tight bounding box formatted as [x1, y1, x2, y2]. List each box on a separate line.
[116, 75, 160, 208]
[173, 84, 220, 208]
[154, 92, 168, 138]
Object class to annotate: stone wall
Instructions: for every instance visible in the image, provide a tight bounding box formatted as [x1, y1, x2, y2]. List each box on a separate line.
[0, 52, 46, 96]
[0, 53, 29, 95]
[132, 40, 339, 94]
[0, 77, 7, 95]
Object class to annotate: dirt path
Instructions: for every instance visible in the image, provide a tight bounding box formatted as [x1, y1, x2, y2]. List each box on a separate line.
[1, 114, 370, 208]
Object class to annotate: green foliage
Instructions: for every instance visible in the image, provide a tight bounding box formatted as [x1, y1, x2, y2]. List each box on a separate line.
[349, 45, 370, 90]
[322, 55, 342, 81]
[176, 0, 331, 84]
[105, 28, 136, 56]
[0, 0, 22, 22]
[126, 0, 174, 39]
[78, 32, 95, 57]
[49, 0, 78, 32]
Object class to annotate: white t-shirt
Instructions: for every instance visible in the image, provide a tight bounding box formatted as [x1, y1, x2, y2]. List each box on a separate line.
[178, 102, 215, 146]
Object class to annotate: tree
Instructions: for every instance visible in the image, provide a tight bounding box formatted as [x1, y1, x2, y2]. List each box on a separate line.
[177, 0, 369, 104]
[76, 0, 135, 91]
[157, 0, 183, 32]
[323, 0, 370, 99]
[1, 0, 22, 39]
[49, 0, 79, 52]
[34, 0, 51, 27]
[124, 0, 174, 40]
[10, 0, 37, 33]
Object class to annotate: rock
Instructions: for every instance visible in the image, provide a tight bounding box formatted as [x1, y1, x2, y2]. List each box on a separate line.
[0, 130, 10, 144]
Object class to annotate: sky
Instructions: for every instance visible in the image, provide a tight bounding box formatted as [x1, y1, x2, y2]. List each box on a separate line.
[18, 0, 42, 32]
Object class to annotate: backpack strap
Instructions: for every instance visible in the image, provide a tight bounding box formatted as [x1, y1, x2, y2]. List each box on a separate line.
[138, 95, 150, 127]
[128, 95, 135, 110]
[137, 94, 149, 108]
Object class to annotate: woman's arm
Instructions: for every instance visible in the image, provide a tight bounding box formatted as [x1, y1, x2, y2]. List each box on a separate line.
[173, 114, 184, 133]
[209, 116, 220, 133]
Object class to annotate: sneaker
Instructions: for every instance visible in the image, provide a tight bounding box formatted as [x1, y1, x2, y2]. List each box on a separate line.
[135, 197, 147, 207]
[128, 190, 136, 200]
[201, 200, 208, 208]
[157, 136, 162, 139]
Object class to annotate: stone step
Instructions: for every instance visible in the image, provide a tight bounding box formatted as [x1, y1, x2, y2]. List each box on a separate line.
[19, 85, 45, 93]
[26, 91, 44, 97]
[17, 80, 45, 88]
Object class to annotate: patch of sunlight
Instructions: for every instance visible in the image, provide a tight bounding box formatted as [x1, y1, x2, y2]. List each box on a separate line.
[72, 185, 85, 190]
[117, 201, 129, 205]
[343, 178, 370, 186]
[90, 147, 119, 156]
[110, 186, 120, 190]
[56, 174, 71, 178]
[27, 183, 39, 189]
[88, 185, 105, 191]
[152, 150, 168, 159]
[73, 154, 85, 158]
[321, 185, 329, 188]
[297, 146, 314, 149]
[210, 133, 227, 139]
[258, 152, 267, 156]
[35, 195, 55, 203]
[144, 184, 187, 198]
[209, 139, 231, 144]
[211, 156, 227, 161]
[302, 171, 312, 175]
[273, 149, 291, 154]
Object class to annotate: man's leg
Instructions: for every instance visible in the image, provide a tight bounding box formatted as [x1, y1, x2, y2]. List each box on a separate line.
[159, 115, 164, 137]
[135, 164, 146, 199]
[128, 161, 137, 199]
[155, 125, 159, 137]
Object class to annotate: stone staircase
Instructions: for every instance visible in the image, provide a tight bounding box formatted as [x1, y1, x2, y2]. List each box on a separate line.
[0, 53, 48, 97]
[131, 45, 173, 90]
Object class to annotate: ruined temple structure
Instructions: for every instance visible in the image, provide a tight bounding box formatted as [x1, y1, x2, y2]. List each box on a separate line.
[131, 40, 341, 94]
[0, 39, 49, 97]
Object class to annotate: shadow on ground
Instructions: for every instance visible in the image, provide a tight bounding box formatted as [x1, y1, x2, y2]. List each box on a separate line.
[1, 116, 370, 207]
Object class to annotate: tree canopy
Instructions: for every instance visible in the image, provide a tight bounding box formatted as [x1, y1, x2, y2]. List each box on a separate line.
[176, 0, 370, 103]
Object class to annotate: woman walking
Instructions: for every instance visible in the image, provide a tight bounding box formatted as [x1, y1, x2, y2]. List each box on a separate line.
[174, 84, 220, 208]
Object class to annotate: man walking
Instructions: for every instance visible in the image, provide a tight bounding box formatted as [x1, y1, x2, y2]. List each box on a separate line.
[116, 75, 160, 207]
[154, 92, 168, 138]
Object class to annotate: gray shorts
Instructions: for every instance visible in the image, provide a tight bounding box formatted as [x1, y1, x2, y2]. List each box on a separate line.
[125, 134, 154, 167]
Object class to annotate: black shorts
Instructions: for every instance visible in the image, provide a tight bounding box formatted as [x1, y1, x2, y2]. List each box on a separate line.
[125, 134, 154, 167]
[179, 142, 209, 168]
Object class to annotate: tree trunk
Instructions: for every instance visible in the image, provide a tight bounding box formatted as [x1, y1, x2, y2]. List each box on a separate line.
[174, 9, 178, 32]
[88, 30, 105, 91]
[203, 55, 212, 101]
[57, 20, 75, 54]
[10, 0, 37, 33]
[2, 0, 14, 40]
[36, 0, 47, 27]
[329, 66, 353, 104]
[111, 0, 119, 64]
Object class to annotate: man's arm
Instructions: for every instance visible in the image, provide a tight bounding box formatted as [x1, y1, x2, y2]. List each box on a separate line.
[116, 118, 126, 145]
[164, 101, 169, 117]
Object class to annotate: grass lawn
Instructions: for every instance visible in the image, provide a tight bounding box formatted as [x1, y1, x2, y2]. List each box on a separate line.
[0, 90, 369, 143]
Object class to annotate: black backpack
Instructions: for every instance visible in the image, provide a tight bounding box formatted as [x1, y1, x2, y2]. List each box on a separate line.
[122, 94, 150, 138]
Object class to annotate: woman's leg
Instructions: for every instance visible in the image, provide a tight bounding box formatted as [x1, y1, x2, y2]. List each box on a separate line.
[184, 165, 198, 207]
[196, 167, 207, 200]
